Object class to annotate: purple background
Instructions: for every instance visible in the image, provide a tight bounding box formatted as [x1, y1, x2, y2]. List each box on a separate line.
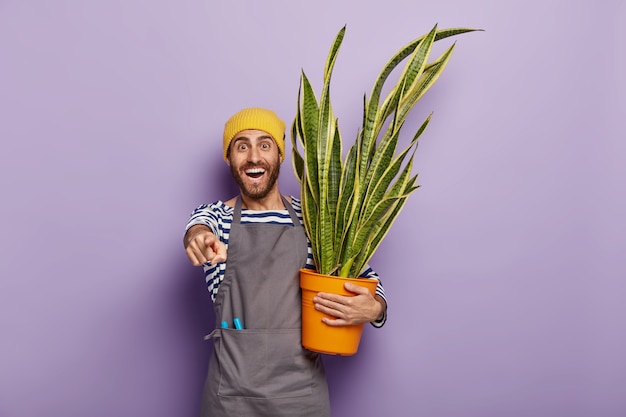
[1, 1, 625, 416]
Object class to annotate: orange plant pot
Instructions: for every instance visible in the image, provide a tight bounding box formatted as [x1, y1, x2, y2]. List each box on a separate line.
[299, 268, 379, 356]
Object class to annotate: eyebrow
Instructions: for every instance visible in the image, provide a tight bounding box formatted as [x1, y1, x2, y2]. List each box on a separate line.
[232, 135, 274, 144]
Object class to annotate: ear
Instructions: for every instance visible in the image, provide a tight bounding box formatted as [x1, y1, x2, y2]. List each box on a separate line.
[224, 146, 232, 166]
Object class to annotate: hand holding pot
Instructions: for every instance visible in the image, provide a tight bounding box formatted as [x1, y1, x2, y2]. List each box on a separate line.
[313, 282, 386, 326]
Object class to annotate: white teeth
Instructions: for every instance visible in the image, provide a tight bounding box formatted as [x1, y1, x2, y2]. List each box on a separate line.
[246, 168, 265, 174]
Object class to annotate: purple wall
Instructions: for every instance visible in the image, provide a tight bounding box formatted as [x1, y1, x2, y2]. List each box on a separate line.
[1, 1, 624, 416]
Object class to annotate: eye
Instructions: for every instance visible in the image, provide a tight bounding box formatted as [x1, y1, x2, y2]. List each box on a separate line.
[237, 143, 249, 151]
[261, 142, 271, 150]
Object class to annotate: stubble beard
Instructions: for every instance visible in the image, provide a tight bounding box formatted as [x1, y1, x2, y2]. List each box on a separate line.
[231, 160, 281, 200]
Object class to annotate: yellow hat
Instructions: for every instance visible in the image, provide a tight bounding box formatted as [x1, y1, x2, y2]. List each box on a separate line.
[223, 107, 286, 161]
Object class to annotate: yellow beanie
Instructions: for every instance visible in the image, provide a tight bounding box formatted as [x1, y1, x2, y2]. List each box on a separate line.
[223, 107, 286, 161]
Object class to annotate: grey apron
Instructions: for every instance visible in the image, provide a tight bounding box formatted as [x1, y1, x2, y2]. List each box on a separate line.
[200, 196, 330, 417]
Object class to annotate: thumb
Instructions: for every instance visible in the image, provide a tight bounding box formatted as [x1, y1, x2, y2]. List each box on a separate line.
[211, 240, 227, 263]
[344, 281, 370, 295]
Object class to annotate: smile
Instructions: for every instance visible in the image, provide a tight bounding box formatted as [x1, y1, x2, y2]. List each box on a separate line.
[245, 167, 266, 179]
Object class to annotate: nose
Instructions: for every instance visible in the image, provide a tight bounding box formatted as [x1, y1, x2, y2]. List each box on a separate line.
[247, 146, 262, 162]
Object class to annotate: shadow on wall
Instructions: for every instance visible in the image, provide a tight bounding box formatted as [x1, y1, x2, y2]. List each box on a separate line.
[205, 156, 242, 201]
[176, 254, 216, 337]
[171, 254, 216, 407]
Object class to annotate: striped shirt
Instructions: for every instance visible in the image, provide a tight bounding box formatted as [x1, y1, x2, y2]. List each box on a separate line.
[185, 196, 387, 327]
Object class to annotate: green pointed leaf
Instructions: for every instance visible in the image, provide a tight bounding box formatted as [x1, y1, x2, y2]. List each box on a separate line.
[290, 25, 479, 276]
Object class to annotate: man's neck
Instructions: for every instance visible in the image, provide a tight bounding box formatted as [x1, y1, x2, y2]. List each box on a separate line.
[239, 191, 287, 211]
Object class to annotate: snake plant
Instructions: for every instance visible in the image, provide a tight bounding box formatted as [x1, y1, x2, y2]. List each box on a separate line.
[291, 24, 477, 278]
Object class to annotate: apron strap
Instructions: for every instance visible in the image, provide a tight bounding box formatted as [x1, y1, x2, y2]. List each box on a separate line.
[233, 196, 243, 224]
[281, 196, 302, 228]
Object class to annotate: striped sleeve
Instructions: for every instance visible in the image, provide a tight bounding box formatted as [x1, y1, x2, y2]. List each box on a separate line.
[185, 201, 231, 302]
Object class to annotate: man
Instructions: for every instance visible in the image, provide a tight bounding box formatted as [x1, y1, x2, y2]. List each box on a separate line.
[183, 107, 387, 416]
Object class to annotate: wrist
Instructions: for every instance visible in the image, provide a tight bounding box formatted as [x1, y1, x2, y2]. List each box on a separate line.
[374, 295, 386, 321]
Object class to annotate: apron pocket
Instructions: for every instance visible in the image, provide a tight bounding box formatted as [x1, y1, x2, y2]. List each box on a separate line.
[215, 328, 313, 399]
